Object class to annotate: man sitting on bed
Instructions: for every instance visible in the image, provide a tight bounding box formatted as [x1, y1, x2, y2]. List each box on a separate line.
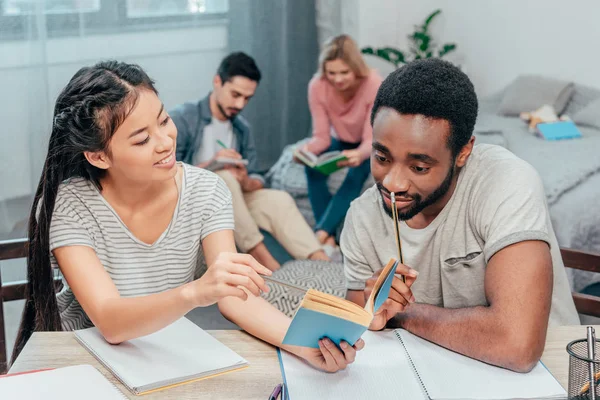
[341, 58, 579, 373]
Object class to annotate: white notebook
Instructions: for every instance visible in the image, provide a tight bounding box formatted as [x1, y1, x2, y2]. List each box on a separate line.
[74, 317, 248, 395]
[0, 364, 126, 399]
[280, 329, 567, 400]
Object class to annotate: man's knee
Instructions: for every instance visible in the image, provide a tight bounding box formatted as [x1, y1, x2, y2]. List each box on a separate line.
[263, 189, 295, 208]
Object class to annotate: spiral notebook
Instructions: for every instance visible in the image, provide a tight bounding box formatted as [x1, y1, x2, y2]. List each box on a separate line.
[74, 317, 248, 395]
[0, 365, 126, 399]
[279, 329, 567, 400]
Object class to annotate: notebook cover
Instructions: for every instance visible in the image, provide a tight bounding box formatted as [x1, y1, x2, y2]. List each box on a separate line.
[313, 154, 348, 175]
[282, 308, 368, 348]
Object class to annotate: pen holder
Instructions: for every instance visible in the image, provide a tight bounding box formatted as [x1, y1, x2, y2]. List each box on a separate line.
[567, 338, 600, 399]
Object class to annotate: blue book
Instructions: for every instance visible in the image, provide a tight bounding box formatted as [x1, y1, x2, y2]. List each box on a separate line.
[536, 120, 582, 140]
[282, 259, 398, 348]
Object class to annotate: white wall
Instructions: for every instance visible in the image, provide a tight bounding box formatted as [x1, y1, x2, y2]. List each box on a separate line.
[349, 0, 600, 97]
[0, 23, 228, 208]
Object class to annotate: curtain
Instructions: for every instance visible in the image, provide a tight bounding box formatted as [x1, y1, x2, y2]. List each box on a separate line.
[227, 0, 319, 172]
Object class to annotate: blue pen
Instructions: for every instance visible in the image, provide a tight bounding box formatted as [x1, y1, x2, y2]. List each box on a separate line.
[268, 383, 283, 400]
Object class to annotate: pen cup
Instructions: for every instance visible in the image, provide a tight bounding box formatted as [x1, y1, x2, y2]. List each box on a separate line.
[566, 338, 600, 399]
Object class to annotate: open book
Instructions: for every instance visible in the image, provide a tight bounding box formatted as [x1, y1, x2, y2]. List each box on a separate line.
[204, 157, 248, 172]
[282, 258, 398, 348]
[74, 317, 248, 396]
[0, 365, 126, 399]
[294, 148, 348, 175]
[280, 329, 566, 400]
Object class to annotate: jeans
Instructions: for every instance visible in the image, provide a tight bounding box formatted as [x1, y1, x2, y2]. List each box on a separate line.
[305, 137, 371, 235]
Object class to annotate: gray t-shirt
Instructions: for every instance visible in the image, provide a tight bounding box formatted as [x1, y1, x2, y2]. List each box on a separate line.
[192, 117, 236, 165]
[340, 144, 579, 326]
[49, 163, 234, 330]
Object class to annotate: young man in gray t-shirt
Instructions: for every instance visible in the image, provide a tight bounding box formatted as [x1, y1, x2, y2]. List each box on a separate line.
[341, 59, 579, 373]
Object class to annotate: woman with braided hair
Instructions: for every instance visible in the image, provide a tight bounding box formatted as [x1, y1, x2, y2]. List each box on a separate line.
[12, 60, 364, 372]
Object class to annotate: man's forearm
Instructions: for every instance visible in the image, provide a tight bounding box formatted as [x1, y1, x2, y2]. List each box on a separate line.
[387, 303, 545, 372]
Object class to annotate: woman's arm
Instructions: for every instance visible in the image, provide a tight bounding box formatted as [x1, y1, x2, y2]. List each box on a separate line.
[205, 230, 365, 372]
[54, 243, 269, 344]
[305, 79, 332, 155]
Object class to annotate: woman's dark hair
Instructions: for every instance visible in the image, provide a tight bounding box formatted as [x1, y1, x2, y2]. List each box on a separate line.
[11, 60, 157, 364]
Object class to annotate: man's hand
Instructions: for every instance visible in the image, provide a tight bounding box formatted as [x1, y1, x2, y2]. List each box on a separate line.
[338, 149, 362, 168]
[241, 177, 263, 192]
[367, 263, 418, 331]
[226, 165, 248, 183]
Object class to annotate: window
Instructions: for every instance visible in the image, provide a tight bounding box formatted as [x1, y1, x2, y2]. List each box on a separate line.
[0, 0, 228, 41]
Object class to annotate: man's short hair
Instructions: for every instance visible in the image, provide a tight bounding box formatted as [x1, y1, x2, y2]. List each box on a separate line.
[217, 52, 262, 84]
[371, 58, 478, 157]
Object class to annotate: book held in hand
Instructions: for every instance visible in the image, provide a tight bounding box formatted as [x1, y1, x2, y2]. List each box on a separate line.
[74, 317, 248, 396]
[282, 258, 398, 348]
[293, 147, 348, 175]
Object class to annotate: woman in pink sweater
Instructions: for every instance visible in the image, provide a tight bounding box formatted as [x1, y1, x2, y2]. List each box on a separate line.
[302, 35, 382, 246]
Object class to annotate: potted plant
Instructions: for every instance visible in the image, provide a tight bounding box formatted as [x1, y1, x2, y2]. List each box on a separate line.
[362, 9, 457, 67]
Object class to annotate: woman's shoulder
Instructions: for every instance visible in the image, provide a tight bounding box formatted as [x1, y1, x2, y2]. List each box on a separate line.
[364, 69, 383, 91]
[182, 163, 230, 200]
[308, 74, 327, 93]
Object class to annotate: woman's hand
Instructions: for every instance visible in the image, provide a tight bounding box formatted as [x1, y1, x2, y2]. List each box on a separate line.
[187, 252, 272, 307]
[338, 149, 362, 168]
[297, 337, 365, 373]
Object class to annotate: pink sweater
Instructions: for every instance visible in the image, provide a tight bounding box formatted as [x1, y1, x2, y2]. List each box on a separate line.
[306, 69, 382, 161]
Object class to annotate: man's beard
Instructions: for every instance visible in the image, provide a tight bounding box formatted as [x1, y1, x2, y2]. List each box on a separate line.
[378, 165, 455, 221]
[217, 101, 240, 120]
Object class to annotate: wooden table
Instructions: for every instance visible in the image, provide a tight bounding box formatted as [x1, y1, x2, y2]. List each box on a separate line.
[9, 326, 599, 398]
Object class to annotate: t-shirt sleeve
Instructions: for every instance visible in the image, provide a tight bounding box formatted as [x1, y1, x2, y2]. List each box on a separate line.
[340, 204, 375, 290]
[200, 174, 235, 240]
[49, 207, 94, 252]
[474, 160, 551, 263]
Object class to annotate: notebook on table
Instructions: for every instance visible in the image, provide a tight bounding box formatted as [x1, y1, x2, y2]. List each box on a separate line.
[0, 364, 126, 399]
[280, 329, 566, 400]
[74, 317, 248, 396]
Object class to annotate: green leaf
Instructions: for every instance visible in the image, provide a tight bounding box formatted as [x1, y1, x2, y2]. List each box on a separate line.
[423, 9, 441, 32]
[361, 47, 375, 55]
[438, 43, 457, 58]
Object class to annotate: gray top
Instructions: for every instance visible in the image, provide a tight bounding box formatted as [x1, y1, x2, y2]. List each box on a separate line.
[340, 144, 579, 326]
[49, 163, 234, 330]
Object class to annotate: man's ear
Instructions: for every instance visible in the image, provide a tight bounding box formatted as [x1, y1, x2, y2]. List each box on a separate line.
[84, 151, 110, 170]
[455, 136, 475, 168]
[213, 75, 223, 89]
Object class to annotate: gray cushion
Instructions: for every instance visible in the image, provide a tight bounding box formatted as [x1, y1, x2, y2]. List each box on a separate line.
[573, 97, 600, 130]
[564, 84, 600, 116]
[498, 75, 575, 116]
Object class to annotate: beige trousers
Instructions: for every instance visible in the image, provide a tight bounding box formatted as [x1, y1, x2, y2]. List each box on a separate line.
[216, 170, 321, 259]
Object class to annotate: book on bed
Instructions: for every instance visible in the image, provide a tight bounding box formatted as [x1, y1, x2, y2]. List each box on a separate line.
[282, 258, 398, 348]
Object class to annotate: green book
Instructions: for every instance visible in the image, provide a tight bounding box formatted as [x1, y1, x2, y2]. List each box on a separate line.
[294, 148, 348, 175]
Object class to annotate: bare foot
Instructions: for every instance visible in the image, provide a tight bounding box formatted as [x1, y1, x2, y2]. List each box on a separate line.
[308, 250, 330, 261]
[325, 236, 337, 247]
[315, 230, 329, 244]
[248, 242, 281, 271]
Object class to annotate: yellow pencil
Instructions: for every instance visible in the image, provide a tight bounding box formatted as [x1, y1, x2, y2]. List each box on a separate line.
[390, 192, 405, 283]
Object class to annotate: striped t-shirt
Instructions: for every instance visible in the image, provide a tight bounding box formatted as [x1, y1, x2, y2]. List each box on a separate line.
[49, 163, 234, 330]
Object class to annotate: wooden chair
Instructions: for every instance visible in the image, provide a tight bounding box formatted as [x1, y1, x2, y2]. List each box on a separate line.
[0, 238, 28, 374]
[561, 248, 600, 318]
